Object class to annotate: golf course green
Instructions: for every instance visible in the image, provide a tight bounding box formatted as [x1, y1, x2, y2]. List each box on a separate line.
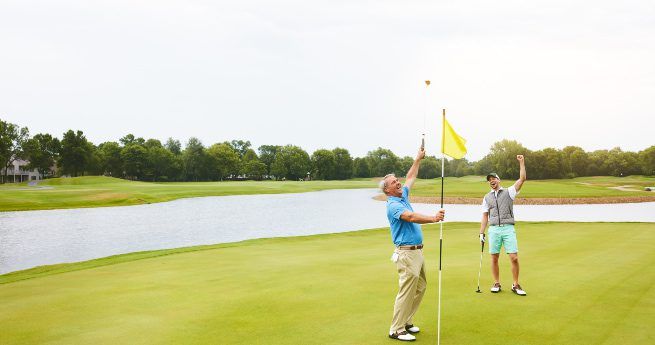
[1, 175, 654, 211]
[2, 222, 653, 344]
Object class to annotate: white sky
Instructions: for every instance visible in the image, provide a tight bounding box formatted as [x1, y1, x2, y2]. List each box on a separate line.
[1, 0, 653, 160]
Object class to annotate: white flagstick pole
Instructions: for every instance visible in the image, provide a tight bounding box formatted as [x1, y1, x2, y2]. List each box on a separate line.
[438, 109, 446, 345]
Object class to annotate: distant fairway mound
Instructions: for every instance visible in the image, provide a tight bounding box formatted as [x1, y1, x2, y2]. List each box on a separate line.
[38, 176, 144, 186]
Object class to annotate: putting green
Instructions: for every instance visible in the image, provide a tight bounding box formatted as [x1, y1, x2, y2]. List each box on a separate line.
[1, 222, 654, 344]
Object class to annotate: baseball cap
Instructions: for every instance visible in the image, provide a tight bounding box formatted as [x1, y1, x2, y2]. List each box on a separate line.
[486, 173, 500, 181]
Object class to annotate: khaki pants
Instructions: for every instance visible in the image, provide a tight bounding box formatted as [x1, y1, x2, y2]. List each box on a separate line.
[390, 249, 426, 334]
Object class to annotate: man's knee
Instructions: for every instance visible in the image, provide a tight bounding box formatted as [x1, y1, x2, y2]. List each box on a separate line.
[491, 254, 500, 263]
[509, 254, 519, 264]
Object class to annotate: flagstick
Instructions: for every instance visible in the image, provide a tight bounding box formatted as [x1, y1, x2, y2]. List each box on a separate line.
[438, 109, 445, 345]
[422, 80, 430, 149]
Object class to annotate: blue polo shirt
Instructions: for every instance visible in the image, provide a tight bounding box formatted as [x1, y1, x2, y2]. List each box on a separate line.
[386, 186, 423, 246]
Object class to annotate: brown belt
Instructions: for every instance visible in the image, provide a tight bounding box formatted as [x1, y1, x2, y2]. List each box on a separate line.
[397, 244, 423, 250]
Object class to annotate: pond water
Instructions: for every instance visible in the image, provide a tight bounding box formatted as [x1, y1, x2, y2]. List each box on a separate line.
[1, 189, 653, 274]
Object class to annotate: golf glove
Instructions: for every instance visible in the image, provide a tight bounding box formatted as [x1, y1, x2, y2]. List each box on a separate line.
[479, 233, 485, 243]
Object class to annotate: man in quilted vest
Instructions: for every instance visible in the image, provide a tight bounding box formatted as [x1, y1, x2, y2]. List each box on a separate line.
[479, 155, 527, 296]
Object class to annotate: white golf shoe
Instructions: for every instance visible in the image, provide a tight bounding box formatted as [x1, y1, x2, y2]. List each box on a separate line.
[512, 284, 527, 296]
[405, 324, 420, 334]
[389, 331, 416, 341]
[490, 282, 501, 293]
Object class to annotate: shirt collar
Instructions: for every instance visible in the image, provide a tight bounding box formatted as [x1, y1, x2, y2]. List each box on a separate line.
[387, 194, 403, 202]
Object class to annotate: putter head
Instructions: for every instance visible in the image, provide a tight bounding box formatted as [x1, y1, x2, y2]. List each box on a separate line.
[475, 288, 482, 293]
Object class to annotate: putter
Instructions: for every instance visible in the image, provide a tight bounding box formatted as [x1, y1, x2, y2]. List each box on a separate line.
[476, 240, 485, 293]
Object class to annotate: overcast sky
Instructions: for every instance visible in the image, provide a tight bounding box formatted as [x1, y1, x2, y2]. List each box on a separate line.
[1, 0, 653, 160]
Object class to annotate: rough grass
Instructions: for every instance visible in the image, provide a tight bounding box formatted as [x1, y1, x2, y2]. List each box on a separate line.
[1, 222, 653, 344]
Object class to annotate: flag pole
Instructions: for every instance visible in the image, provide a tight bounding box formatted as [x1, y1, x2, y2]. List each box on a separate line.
[438, 108, 445, 345]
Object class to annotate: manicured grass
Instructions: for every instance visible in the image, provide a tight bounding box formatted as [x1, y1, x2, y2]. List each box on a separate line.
[1, 175, 654, 212]
[1, 222, 653, 344]
[0, 176, 377, 211]
[409, 175, 655, 198]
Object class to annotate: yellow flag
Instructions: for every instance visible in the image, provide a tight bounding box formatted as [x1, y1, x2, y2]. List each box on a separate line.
[441, 117, 467, 159]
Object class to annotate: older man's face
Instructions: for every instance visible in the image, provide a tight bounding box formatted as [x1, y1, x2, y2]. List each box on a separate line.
[384, 176, 403, 197]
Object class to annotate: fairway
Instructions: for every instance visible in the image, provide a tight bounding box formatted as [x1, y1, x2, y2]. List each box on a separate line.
[1, 175, 654, 211]
[1, 222, 653, 344]
[408, 175, 655, 202]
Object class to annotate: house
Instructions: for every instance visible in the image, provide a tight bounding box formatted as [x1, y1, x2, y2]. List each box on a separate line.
[1, 158, 41, 183]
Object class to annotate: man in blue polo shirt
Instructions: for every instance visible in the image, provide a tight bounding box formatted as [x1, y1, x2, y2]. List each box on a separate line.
[380, 146, 445, 342]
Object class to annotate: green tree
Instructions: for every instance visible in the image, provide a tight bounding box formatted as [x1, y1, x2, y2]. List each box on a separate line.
[183, 137, 211, 181]
[639, 146, 655, 176]
[146, 145, 176, 181]
[230, 140, 252, 158]
[332, 148, 353, 180]
[121, 143, 148, 180]
[311, 149, 336, 180]
[59, 130, 93, 177]
[397, 157, 413, 177]
[258, 145, 281, 177]
[0, 120, 29, 183]
[120, 134, 145, 146]
[486, 140, 529, 179]
[165, 138, 182, 155]
[366, 147, 400, 177]
[353, 157, 370, 178]
[242, 149, 258, 163]
[417, 156, 439, 179]
[271, 145, 311, 180]
[208, 143, 240, 180]
[242, 160, 267, 180]
[97, 141, 123, 177]
[23, 133, 60, 178]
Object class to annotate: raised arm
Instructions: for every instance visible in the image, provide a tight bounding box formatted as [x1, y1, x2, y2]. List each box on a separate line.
[404, 147, 425, 189]
[513, 154, 526, 192]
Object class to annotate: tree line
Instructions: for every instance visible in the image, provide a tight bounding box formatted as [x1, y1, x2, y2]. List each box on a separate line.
[1, 119, 654, 183]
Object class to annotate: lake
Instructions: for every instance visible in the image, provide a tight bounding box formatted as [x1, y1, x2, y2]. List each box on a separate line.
[1, 189, 653, 274]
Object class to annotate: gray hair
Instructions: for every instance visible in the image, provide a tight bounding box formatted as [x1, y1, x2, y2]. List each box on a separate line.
[379, 173, 395, 193]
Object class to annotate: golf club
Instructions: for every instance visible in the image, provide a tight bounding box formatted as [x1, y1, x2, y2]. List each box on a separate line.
[476, 238, 485, 293]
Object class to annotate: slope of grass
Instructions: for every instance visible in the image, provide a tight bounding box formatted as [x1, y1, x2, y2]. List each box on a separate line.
[0, 176, 376, 211]
[1, 222, 653, 344]
[1, 175, 653, 212]
[409, 175, 655, 198]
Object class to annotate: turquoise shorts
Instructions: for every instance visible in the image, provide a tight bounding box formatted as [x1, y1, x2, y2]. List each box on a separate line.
[488, 225, 518, 254]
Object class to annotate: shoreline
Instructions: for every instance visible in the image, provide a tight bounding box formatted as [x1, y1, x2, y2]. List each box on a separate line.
[373, 194, 655, 205]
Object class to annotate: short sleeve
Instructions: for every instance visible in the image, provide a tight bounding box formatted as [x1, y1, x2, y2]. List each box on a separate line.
[481, 197, 490, 213]
[389, 201, 408, 220]
[508, 185, 519, 200]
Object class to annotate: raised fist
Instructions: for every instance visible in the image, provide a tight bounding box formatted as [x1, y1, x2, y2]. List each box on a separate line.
[517, 155, 524, 162]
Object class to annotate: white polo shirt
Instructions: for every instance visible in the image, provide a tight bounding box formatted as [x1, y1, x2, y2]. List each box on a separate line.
[481, 185, 519, 214]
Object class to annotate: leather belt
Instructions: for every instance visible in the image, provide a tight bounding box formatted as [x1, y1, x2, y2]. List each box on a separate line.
[397, 244, 423, 250]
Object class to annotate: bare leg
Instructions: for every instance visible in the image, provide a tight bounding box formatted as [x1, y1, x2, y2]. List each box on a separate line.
[508, 253, 519, 285]
[491, 253, 500, 283]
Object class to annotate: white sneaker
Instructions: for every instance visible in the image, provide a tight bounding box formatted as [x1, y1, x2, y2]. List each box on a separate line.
[389, 331, 416, 341]
[405, 324, 420, 333]
[512, 284, 527, 296]
[490, 282, 501, 293]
